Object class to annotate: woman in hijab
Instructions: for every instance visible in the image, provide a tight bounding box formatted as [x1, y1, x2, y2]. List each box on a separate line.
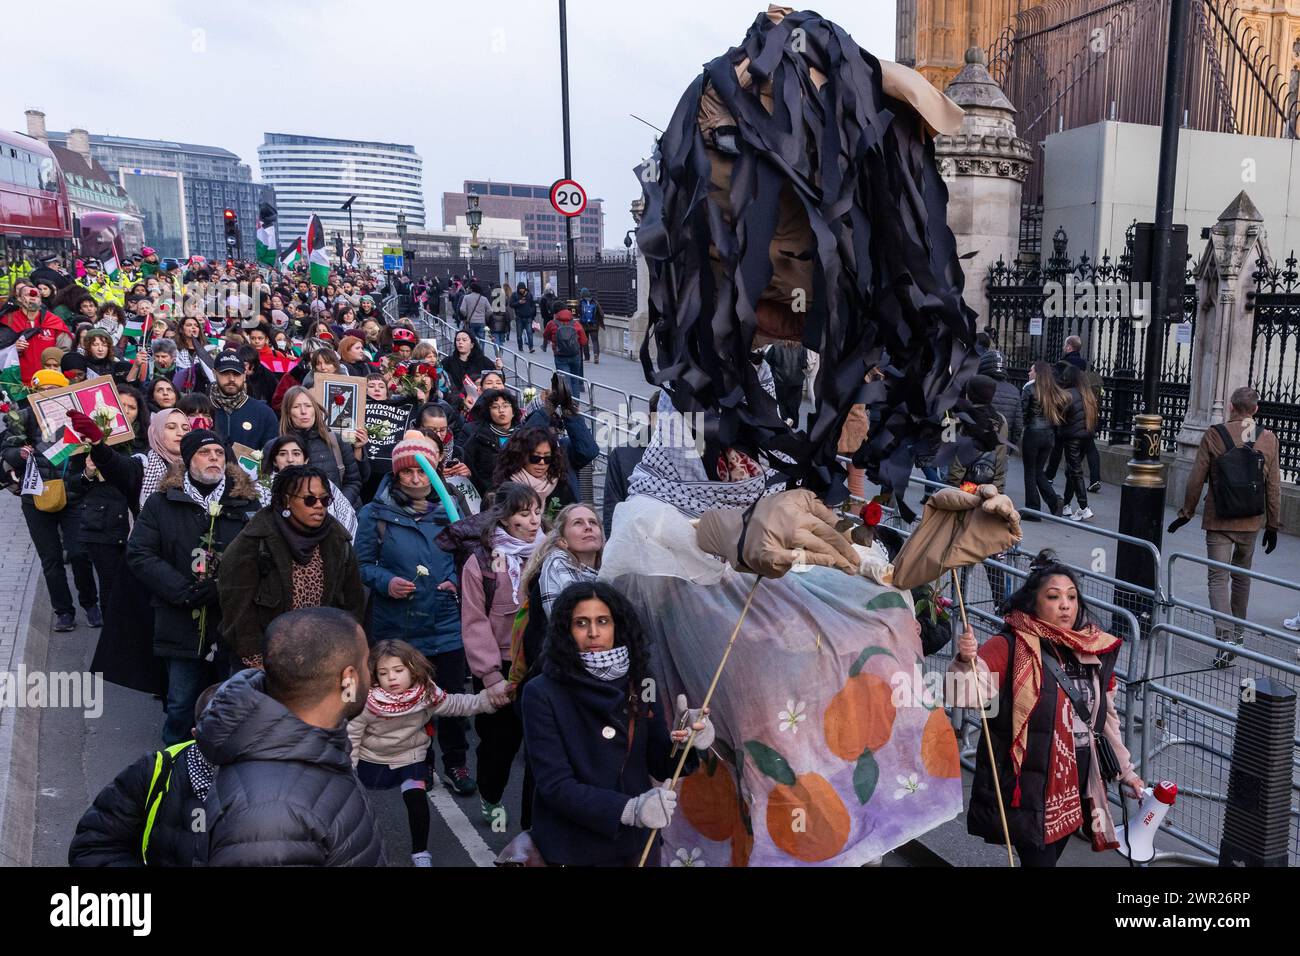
[951, 550, 1144, 867]
[73, 407, 193, 696]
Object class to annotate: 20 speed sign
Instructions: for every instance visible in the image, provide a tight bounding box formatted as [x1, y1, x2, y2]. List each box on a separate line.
[549, 179, 588, 218]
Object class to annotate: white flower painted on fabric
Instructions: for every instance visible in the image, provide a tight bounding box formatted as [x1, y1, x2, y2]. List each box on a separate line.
[670, 847, 705, 867]
[894, 773, 927, 799]
[778, 700, 807, 734]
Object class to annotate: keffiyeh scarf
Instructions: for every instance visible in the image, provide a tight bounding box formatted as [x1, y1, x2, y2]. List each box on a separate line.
[139, 450, 172, 506]
[181, 472, 225, 512]
[580, 646, 630, 682]
[365, 681, 439, 718]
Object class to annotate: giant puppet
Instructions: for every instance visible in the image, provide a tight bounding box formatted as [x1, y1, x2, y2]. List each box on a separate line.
[602, 7, 994, 865]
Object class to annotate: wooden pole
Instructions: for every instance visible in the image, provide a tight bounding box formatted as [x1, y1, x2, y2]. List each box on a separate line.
[951, 571, 1016, 867]
[636, 575, 762, 867]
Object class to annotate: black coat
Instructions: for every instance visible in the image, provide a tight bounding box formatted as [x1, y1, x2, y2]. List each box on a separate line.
[211, 395, 280, 451]
[69, 745, 206, 867]
[283, 427, 363, 507]
[464, 421, 510, 495]
[1057, 387, 1095, 440]
[79, 444, 143, 546]
[125, 466, 261, 660]
[1020, 381, 1057, 432]
[967, 633, 1119, 850]
[195, 669, 385, 866]
[521, 664, 696, 866]
[990, 378, 1023, 449]
[218, 507, 366, 661]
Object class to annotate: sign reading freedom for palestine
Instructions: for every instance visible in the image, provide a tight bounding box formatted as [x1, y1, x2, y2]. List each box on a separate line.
[364, 400, 413, 469]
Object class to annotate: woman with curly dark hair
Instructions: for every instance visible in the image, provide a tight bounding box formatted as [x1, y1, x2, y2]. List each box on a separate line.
[520, 580, 713, 866]
[491, 424, 575, 515]
[950, 550, 1144, 867]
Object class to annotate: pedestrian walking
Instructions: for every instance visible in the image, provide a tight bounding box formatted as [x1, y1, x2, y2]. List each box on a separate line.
[1019, 360, 1066, 520]
[1056, 364, 1097, 522]
[510, 283, 538, 352]
[543, 307, 586, 400]
[195, 607, 385, 866]
[347, 639, 497, 866]
[520, 580, 712, 866]
[577, 288, 604, 363]
[1168, 386, 1280, 665]
[950, 551, 1144, 867]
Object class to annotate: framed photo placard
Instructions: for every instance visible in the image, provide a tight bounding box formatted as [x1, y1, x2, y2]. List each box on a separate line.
[27, 376, 135, 447]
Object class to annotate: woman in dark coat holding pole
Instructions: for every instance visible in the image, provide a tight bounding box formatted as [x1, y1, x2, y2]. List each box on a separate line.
[520, 580, 713, 866]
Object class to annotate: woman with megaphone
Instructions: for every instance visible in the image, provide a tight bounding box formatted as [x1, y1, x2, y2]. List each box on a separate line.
[952, 550, 1145, 867]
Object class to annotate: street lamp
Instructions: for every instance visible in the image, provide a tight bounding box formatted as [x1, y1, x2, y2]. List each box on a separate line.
[466, 191, 482, 252]
[340, 195, 357, 261]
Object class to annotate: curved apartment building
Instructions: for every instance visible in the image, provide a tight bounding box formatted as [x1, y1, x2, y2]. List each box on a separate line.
[257, 132, 424, 241]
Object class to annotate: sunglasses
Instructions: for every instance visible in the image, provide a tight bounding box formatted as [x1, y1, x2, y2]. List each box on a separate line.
[292, 493, 333, 508]
[528, 454, 553, 465]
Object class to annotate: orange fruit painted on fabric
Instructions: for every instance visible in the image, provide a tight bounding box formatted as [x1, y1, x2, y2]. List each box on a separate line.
[823, 672, 896, 761]
[920, 706, 961, 778]
[766, 772, 851, 862]
[680, 763, 740, 843]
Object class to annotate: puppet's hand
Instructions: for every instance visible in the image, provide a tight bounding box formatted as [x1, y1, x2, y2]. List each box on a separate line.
[696, 490, 859, 578]
[978, 488, 1023, 544]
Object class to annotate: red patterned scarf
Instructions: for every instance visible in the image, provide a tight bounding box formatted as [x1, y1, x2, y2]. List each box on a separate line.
[1002, 609, 1120, 841]
[365, 681, 441, 718]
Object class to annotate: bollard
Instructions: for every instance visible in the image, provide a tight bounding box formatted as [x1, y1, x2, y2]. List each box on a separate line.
[1217, 677, 1296, 867]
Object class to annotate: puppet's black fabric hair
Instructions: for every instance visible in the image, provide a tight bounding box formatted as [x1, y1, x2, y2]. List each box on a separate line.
[635, 9, 984, 515]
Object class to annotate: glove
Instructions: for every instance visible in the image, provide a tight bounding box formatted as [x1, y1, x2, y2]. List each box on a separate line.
[1263, 527, 1277, 555]
[674, 694, 715, 750]
[696, 489, 859, 578]
[1167, 515, 1190, 534]
[620, 787, 678, 829]
[66, 410, 104, 445]
[182, 579, 219, 609]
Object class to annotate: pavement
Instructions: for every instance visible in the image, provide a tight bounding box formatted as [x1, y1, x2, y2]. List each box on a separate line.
[5, 344, 1291, 868]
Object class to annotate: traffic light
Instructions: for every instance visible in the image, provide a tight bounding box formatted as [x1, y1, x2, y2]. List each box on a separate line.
[223, 209, 239, 250]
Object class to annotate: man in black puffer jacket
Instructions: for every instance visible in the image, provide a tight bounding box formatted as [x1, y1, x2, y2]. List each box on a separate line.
[195, 607, 384, 867]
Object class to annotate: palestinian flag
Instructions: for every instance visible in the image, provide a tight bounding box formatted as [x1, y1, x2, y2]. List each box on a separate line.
[256, 203, 278, 267]
[102, 250, 121, 283]
[0, 344, 23, 396]
[305, 214, 329, 287]
[43, 426, 84, 467]
[122, 313, 152, 340]
[279, 238, 302, 271]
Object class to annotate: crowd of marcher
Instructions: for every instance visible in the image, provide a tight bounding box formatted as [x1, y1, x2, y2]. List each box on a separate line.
[3, 250, 715, 867]
[0, 247, 1283, 869]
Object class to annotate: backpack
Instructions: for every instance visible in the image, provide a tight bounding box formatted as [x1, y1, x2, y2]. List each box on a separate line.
[435, 511, 499, 613]
[141, 740, 196, 864]
[579, 299, 597, 324]
[553, 321, 580, 359]
[1211, 423, 1266, 519]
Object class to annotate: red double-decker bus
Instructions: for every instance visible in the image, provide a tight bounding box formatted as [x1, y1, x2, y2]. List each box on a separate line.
[0, 129, 74, 263]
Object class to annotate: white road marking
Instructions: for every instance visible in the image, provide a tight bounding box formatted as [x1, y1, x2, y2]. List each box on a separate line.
[427, 784, 497, 867]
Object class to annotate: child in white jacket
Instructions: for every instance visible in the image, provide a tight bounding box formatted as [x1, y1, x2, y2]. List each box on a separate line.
[349, 639, 497, 866]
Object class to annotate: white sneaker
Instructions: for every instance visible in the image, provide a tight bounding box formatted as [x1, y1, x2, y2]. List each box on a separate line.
[1061, 504, 1075, 517]
[411, 851, 433, 867]
[1070, 507, 1094, 522]
[1283, 614, 1300, 631]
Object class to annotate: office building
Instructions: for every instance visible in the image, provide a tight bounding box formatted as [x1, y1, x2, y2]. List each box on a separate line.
[43, 121, 269, 260]
[442, 180, 604, 256]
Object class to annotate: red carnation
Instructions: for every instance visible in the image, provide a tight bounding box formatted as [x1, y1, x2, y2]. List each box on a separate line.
[333, 393, 346, 406]
[860, 500, 883, 527]
[0, 403, 9, 414]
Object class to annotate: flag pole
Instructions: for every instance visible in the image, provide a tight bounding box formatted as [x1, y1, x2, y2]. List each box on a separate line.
[950, 570, 1015, 867]
[636, 575, 762, 868]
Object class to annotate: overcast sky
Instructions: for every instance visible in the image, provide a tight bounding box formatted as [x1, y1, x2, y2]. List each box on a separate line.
[3, 0, 895, 243]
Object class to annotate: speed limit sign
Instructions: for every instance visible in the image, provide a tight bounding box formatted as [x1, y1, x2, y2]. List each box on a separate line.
[549, 179, 588, 218]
